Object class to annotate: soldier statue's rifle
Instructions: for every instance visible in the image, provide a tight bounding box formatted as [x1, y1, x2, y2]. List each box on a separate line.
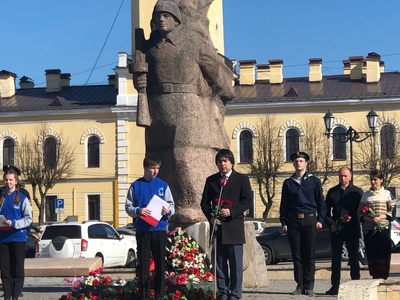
[129, 28, 151, 127]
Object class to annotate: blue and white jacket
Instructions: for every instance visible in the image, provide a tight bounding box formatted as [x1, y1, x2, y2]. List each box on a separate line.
[125, 177, 175, 232]
[0, 190, 32, 243]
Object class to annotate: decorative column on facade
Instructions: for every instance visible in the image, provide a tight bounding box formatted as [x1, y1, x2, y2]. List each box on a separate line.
[116, 117, 131, 226]
[114, 51, 138, 226]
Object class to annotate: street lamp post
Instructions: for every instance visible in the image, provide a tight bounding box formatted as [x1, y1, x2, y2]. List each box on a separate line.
[323, 109, 378, 173]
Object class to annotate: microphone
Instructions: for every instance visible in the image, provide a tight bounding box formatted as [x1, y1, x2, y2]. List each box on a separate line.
[210, 176, 226, 244]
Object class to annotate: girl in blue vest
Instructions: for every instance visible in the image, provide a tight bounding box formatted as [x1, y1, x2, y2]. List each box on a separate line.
[0, 166, 32, 300]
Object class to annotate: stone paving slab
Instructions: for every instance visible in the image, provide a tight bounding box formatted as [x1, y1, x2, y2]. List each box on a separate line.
[25, 258, 102, 277]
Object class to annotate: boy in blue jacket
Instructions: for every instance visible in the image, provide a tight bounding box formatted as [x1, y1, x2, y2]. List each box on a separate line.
[125, 156, 175, 300]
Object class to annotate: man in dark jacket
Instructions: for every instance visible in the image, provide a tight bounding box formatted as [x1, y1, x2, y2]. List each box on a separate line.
[325, 166, 363, 295]
[201, 149, 253, 300]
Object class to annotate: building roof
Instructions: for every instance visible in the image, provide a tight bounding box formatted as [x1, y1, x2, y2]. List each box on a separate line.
[0, 85, 118, 112]
[232, 72, 400, 103]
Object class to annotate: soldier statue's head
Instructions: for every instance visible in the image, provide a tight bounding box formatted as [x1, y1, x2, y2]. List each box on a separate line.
[152, 1, 182, 26]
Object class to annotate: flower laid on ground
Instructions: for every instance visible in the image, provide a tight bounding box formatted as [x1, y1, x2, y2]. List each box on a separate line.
[60, 275, 137, 300]
[361, 205, 383, 234]
[166, 227, 215, 285]
[60, 227, 216, 300]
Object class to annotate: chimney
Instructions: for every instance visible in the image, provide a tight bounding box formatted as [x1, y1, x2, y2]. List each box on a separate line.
[239, 59, 256, 85]
[0, 70, 16, 98]
[115, 52, 136, 106]
[257, 64, 270, 81]
[309, 58, 323, 82]
[108, 74, 117, 86]
[45, 69, 61, 93]
[60, 73, 71, 87]
[366, 52, 381, 83]
[19, 76, 34, 89]
[380, 60, 385, 73]
[268, 59, 284, 84]
[343, 60, 351, 75]
[349, 56, 363, 80]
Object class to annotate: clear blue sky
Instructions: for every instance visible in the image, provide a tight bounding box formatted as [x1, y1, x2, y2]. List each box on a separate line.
[2, 0, 400, 87]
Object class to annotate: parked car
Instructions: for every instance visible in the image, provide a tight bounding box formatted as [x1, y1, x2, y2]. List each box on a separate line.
[391, 217, 400, 248]
[25, 225, 42, 258]
[253, 221, 266, 236]
[36, 220, 137, 268]
[256, 224, 345, 265]
[115, 228, 136, 237]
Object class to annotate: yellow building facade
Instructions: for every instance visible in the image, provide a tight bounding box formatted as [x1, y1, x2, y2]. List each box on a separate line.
[1, 1, 400, 227]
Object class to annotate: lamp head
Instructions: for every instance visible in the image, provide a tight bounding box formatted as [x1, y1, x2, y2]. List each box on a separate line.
[323, 110, 334, 133]
[366, 109, 378, 131]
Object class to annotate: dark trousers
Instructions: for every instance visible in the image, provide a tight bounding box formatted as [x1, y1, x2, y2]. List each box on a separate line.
[0, 242, 26, 299]
[364, 229, 392, 279]
[286, 216, 317, 290]
[136, 231, 167, 300]
[214, 238, 243, 299]
[330, 232, 360, 287]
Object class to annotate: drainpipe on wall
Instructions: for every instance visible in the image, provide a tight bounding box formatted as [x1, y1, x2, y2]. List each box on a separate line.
[113, 179, 119, 228]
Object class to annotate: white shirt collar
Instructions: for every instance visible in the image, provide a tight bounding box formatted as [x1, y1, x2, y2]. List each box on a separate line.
[220, 170, 232, 178]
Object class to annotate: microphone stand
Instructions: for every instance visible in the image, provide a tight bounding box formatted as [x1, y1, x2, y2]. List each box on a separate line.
[210, 179, 225, 298]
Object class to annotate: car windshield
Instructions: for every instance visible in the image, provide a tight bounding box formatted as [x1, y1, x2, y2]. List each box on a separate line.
[42, 225, 82, 239]
[261, 226, 281, 235]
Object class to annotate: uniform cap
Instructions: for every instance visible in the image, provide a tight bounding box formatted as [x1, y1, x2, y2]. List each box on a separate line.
[3, 165, 21, 176]
[290, 151, 310, 162]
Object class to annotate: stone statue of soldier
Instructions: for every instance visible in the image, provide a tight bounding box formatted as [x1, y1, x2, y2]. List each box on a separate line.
[132, 0, 235, 224]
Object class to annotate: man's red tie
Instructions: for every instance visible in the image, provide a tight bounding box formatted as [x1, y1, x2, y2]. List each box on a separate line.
[220, 175, 227, 187]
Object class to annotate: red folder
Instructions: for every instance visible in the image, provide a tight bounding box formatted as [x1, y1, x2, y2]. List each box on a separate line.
[140, 215, 159, 227]
[139, 195, 169, 227]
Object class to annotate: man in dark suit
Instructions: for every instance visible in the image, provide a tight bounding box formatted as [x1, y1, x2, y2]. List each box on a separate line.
[324, 166, 363, 295]
[201, 149, 253, 300]
[279, 151, 326, 297]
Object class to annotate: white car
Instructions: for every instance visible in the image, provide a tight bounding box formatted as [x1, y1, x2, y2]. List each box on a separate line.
[391, 218, 400, 248]
[36, 220, 137, 268]
[253, 221, 266, 236]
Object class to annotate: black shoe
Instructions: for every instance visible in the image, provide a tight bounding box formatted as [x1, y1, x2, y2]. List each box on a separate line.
[325, 286, 339, 295]
[290, 288, 303, 295]
[304, 289, 315, 297]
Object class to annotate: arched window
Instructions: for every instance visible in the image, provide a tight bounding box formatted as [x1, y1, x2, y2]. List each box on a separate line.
[3, 138, 15, 166]
[44, 137, 57, 169]
[333, 127, 347, 160]
[239, 130, 253, 163]
[88, 136, 100, 168]
[381, 124, 396, 158]
[286, 128, 300, 161]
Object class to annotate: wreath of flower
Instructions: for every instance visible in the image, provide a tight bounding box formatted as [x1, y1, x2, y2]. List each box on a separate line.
[165, 227, 214, 285]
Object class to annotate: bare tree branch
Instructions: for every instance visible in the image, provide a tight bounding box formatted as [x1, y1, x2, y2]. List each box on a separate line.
[17, 123, 75, 224]
[354, 113, 400, 189]
[302, 116, 335, 186]
[250, 115, 284, 220]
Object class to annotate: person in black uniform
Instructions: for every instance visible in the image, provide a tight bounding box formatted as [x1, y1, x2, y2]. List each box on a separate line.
[324, 166, 363, 295]
[279, 152, 326, 297]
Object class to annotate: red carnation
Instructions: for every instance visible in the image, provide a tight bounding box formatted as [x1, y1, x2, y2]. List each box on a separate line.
[361, 206, 369, 214]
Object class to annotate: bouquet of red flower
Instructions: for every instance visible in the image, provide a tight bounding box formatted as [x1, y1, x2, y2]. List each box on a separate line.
[361, 205, 383, 235]
[211, 198, 233, 222]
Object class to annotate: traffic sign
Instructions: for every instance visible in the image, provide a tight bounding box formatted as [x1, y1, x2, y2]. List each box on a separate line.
[55, 198, 64, 214]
